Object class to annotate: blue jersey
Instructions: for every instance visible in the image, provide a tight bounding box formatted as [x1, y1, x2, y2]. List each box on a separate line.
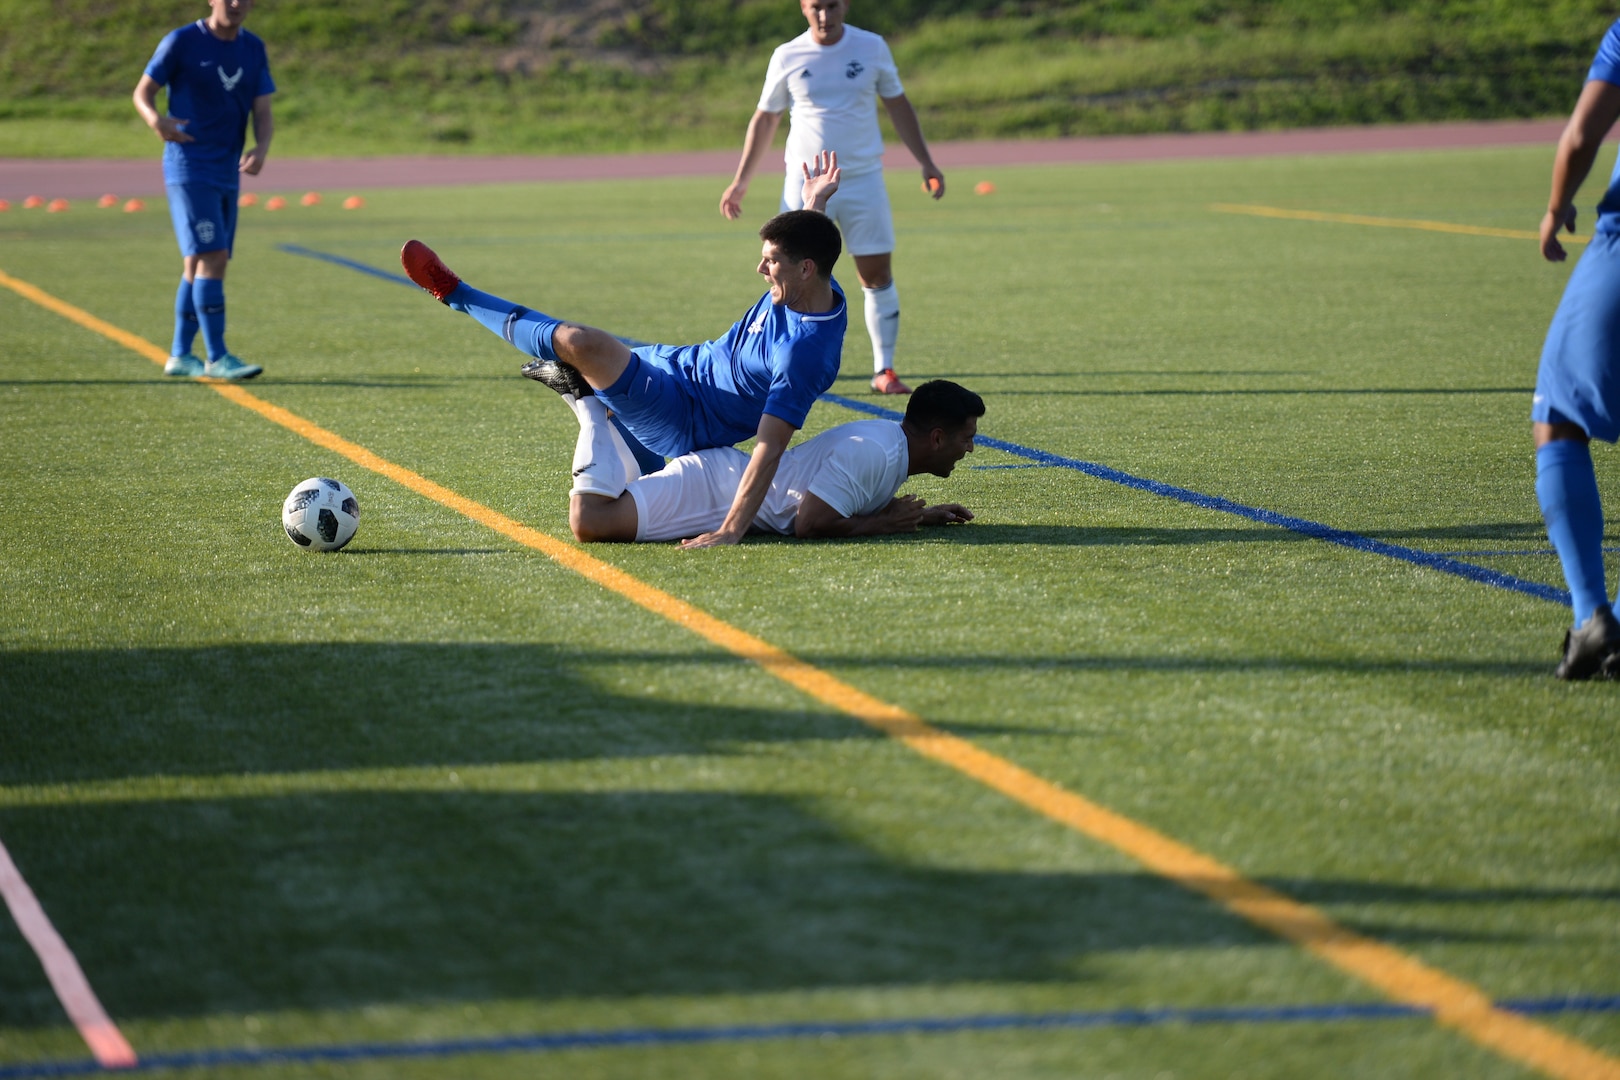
[144, 21, 275, 187]
[638, 283, 848, 450]
[1588, 20, 1620, 232]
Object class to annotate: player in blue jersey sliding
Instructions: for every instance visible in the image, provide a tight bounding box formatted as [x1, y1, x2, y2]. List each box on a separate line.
[133, 0, 275, 381]
[402, 152, 849, 549]
[1535, 18, 1620, 679]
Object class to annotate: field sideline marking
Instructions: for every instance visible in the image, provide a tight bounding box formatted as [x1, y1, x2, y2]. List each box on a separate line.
[824, 394, 1569, 607]
[5, 266, 1619, 1080]
[4, 998, 1620, 1079]
[1209, 202, 1585, 244]
[0, 838, 136, 1070]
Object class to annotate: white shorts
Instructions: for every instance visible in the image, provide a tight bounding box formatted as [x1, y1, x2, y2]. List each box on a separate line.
[780, 168, 895, 257]
[627, 447, 751, 542]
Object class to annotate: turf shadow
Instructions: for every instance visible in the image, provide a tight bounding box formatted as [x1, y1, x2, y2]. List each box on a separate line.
[0, 643, 884, 787]
[0, 790, 1542, 1026]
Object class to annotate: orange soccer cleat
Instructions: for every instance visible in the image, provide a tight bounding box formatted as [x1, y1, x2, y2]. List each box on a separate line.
[870, 368, 912, 395]
[400, 239, 463, 303]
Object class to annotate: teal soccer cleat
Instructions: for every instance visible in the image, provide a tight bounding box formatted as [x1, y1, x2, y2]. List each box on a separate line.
[203, 354, 263, 380]
[164, 353, 205, 377]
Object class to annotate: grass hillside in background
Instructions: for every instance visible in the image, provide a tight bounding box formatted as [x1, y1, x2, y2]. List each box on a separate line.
[0, 0, 1614, 158]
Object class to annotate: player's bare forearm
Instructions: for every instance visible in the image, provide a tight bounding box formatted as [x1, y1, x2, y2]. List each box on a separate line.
[681, 415, 795, 548]
[1544, 80, 1620, 260]
[795, 493, 933, 539]
[241, 97, 274, 174]
[881, 94, 943, 198]
[722, 110, 783, 220]
[134, 76, 191, 143]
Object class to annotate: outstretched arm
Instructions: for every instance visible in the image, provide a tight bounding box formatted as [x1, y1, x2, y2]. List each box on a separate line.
[721, 109, 785, 221]
[794, 493, 973, 539]
[881, 94, 943, 199]
[800, 150, 841, 213]
[1543, 79, 1620, 262]
[681, 414, 798, 548]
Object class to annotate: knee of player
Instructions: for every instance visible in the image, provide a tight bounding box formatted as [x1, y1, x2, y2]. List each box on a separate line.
[569, 494, 631, 543]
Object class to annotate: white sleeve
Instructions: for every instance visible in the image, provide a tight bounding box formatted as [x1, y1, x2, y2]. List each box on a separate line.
[758, 47, 793, 113]
[874, 38, 904, 98]
[805, 437, 890, 518]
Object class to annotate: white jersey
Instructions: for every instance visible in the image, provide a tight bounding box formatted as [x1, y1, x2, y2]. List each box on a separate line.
[628, 419, 909, 541]
[758, 26, 904, 178]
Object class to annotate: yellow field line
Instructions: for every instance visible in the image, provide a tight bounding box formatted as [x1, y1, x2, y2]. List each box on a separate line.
[6, 265, 1618, 1080]
[1209, 202, 1587, 244]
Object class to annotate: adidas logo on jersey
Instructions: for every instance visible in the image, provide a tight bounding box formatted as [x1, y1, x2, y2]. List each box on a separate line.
[748, 314, 767, 334]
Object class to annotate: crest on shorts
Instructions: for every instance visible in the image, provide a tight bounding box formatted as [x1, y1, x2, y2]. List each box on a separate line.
[845, 61, 863, 79]
[196, 220, 217, 245]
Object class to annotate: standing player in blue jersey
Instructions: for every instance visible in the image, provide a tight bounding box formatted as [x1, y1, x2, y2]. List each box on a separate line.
[133, 0, 275, 380]
[401, 153, 848, 549]
[1534, 18, 1620, 679]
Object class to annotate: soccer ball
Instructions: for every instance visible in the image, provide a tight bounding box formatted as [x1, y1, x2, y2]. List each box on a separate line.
[282, 477, 360, 551]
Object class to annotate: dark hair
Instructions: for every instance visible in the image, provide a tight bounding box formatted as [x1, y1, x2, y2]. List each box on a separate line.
[904, 380, 985, 432]
[759, 210, 841, 279]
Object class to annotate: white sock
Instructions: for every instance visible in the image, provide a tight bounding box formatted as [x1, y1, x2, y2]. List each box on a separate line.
[569, 396, 630, 497]
[863, 281, 899, 374]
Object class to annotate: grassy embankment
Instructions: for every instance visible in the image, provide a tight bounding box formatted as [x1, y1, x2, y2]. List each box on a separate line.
[0, 0, 1612, 157]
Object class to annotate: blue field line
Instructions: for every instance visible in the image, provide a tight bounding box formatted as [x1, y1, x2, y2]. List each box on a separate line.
[4, 996, 1617, 1078]
[822, 393, 1572, 607]
[278, 244, 415, 288]
[276, 244, 1569, 608]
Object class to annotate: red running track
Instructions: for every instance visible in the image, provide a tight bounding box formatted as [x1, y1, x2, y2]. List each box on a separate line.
[0, 118, 1566, 202]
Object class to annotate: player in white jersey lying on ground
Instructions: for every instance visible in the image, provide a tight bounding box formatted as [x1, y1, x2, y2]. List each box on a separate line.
[566, 379, 982, 544]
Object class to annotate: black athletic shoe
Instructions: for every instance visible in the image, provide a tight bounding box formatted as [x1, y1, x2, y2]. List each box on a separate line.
[1554, 606, 1620, 680]
[520, 357, 592, 400]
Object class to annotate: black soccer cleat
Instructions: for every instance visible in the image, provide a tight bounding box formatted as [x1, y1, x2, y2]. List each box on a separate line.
[520, 357, 593, 400]
[1554, 606, 1620, 680]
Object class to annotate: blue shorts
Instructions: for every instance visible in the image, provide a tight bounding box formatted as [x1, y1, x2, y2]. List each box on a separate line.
[166, 180, 238, 257]
[599, 348, 702, 460]
[1534, 229, 1620, 443]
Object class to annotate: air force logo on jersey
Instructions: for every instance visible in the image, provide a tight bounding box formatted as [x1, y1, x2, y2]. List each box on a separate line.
[218, 66, 244, 92]
[845, 61, 864, 79]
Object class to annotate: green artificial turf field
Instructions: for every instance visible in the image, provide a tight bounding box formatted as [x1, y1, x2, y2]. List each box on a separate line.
[1, 145, 1617, 1079]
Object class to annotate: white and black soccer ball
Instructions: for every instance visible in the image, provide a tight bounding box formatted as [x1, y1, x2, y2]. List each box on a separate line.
[282, 477, 360, 551]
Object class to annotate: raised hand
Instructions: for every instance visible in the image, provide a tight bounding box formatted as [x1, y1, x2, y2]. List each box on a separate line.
[801, 150, 842, 213]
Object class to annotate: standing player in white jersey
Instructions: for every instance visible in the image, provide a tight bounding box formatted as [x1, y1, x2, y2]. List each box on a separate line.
[567, 379, 981, 545]
[721, 0, 944, 396]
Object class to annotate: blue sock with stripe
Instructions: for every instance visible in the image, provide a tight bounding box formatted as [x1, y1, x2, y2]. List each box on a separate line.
[193, 276, 228, 361]
[447, 284, 561, 362]
[1535, 439, 1609, 626]
[171, 278, 199, 357]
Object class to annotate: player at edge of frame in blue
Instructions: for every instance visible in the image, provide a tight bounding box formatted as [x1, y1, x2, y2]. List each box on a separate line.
[133, 0, 275, 381]
[1534, 16, 1620, 680]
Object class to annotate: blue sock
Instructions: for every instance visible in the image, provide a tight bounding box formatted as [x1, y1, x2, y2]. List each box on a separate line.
[447, 283, 561, 361]
[193, 277, 227, 361]
[1536, 439, 1609, 626]
[171, 278, 199, 357]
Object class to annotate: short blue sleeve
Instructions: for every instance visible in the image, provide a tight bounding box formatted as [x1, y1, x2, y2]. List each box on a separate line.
[144, 28, 183, 85]
[1589, 19, 1620, 85]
